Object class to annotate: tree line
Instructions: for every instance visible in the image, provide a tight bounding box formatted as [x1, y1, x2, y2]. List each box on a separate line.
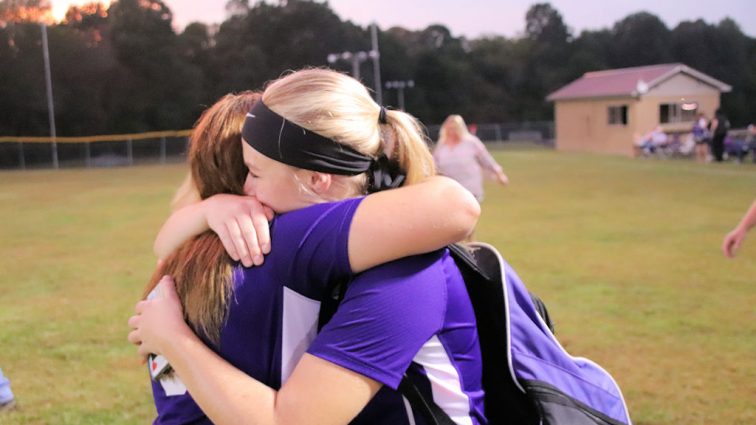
[1, 0, 754, 137]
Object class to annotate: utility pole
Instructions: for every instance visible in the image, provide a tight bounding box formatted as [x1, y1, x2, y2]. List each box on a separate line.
[370, 23, 382, 104]
[41, 23, 58, 169]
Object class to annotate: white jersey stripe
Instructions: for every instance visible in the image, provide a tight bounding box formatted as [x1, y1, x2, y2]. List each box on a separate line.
[281, 287, 320, 384]
[412, 335, 473, 425]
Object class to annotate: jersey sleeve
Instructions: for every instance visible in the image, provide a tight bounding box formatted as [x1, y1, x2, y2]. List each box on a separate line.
[307, 251, 448, 389]
[272, 197, 363, 299]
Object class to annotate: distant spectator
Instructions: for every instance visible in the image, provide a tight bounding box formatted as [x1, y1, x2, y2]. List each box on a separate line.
[747, 124, 756, 163]
[724, 134, 749, 163]
[468, 122, 478, 135]
[723, 199, 756, 258]
[692, 112, 710, 163]
[0, 368, 15, 412]
[433, 114, 508, 202]
[708, 108, 730, 162]
[635, 126, 668, 155]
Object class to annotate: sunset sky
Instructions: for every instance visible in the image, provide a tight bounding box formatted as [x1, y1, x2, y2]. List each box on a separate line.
[51, 0, 754, 38]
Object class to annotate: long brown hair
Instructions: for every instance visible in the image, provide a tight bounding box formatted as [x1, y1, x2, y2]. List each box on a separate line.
[143, 91, 261, 345]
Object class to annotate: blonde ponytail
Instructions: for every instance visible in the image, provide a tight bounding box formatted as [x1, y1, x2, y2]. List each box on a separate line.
[381, 109, 436, 185]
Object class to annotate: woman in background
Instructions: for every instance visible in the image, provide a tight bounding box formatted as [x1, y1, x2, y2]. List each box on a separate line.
[433, 114, 508, 202]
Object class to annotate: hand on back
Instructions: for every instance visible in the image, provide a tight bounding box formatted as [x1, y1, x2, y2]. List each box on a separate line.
[204, 194, 275, 267]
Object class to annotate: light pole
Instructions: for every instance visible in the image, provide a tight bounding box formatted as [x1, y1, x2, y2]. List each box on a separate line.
[327, 51, 368, 80]
[327, 50, 377, 81]
[370, 23, 382, 105]
[41, 23, 58, 169]
[384, 80, 414, 111]
[326, 23, 383, 103]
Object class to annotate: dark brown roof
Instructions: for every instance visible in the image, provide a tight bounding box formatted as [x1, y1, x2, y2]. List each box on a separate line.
[546, 63, 731, 101]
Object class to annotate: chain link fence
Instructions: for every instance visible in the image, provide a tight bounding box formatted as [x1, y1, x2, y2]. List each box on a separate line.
[0, 122, 554, 170]
[425, 121, 555, 147]
[0, 131, 191, 170]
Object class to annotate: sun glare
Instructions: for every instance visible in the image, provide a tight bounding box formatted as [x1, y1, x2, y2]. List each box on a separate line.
[52, 1, 111, 23]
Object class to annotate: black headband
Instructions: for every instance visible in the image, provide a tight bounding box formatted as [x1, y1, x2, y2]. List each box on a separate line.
[242, 100, 373, 175]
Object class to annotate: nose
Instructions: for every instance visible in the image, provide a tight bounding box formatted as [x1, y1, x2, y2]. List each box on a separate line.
[243, 174, 255, 196]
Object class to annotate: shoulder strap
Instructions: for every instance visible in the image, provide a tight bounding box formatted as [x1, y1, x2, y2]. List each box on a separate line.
[317, 277, 349, 331]
[398, 376, 457, 425]
[447, 243, 492, 282]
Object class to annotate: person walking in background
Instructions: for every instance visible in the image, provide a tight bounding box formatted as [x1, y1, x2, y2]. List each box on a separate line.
[0, 368, 16, 412]
[723, 199, 756, 258]
[708, 108, 730, 162]
[433, 114, 508, 202]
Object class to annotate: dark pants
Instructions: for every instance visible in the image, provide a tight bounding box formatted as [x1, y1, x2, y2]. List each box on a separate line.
[711, 134, 725, 162]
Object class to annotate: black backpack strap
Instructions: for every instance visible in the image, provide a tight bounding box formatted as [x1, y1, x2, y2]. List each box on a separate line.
[530, 292, 555, 334]
[447, 243, 492, 281]
[398, 376, 457, 425]
[317, 277, 349, 331]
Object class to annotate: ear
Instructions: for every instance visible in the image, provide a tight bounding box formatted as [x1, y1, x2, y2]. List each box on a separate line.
[307, 171, 332, 195]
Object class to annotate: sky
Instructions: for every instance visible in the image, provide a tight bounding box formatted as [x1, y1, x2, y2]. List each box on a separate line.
[51, 0, 755, 39]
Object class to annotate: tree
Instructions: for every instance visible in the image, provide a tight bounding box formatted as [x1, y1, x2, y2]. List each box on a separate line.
[610, 12, 671, 67]
[0, 0, 53, 25]
[525, 2, 570, 46]
[106, 0, 201, 131]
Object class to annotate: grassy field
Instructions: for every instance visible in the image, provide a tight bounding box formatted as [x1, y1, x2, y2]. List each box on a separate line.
[1, 149, 754, 424]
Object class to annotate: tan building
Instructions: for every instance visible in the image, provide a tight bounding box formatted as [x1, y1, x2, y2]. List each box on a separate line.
[547, 64, 731, 156]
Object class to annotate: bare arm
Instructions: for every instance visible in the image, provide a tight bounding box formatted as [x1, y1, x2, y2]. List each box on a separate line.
[722, 199, 756, 258]
[348, 175, 480, 273]
[471, 136, 509, 186]
[156, 176, 480, 274]
[154, 195, 274, 267]
[129, 279, 380, 425]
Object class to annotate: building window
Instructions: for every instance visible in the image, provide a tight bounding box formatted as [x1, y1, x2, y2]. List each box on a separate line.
[659, 102, 698, 123]
[608, 105, 628, 125]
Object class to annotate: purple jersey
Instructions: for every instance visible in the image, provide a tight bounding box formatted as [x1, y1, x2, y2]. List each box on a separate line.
[150, 197, 485, 424]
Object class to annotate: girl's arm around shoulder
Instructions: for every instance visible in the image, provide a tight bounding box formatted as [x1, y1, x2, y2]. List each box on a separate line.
[129, 278, 380, 425]
[348, 175, 480, 273]
[153, 194, 273, 267]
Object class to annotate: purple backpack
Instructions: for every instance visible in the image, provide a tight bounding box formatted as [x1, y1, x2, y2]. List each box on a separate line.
[320, 242, 632, 424]
[445, 242, 632, 425]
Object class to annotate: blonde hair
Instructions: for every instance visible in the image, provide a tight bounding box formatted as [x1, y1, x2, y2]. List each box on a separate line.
[262, 68, 435, 193]
[144, 91, 261, 345]
[438, 114, 471, 145]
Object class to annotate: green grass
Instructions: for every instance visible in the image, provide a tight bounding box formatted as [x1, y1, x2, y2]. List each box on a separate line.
[1, 150, 754, 424]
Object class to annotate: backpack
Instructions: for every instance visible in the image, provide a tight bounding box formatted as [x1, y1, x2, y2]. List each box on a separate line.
[319, 243, 632, 425]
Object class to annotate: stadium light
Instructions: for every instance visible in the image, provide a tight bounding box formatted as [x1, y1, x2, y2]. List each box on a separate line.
[326, 23, 383, 103]
[327, 50, 372, 80]
[384, 80, 414, 111]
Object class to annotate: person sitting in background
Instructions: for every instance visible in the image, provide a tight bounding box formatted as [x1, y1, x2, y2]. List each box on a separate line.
[433, 114, 508, 202]
[635, 126, 668, 156]
[723, 199, 756, 258]
[746, 124, 756, 163]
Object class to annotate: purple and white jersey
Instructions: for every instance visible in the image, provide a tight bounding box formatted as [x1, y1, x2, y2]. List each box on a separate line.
[150, 197, 485, 425]
[311, 251, 486, 425]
